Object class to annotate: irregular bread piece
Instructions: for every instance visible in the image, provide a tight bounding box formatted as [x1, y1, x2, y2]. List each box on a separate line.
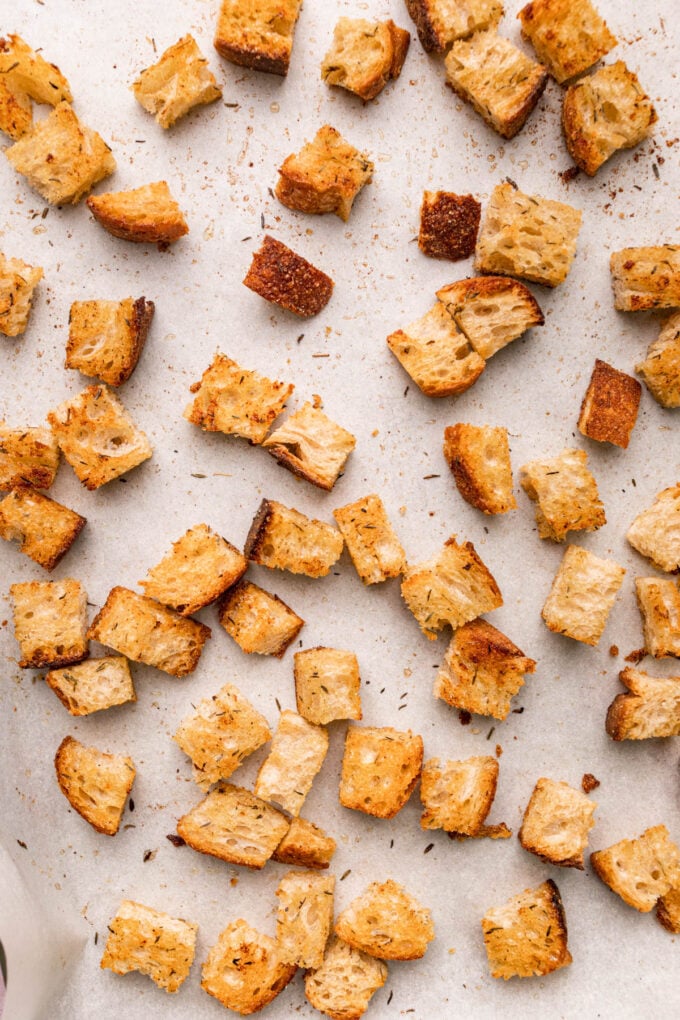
[11, 578, 88, 669]
[482, 879, 571, 979]
[636, 312, 680, 408]
[387, 303, 485, 397]
[541, 544, 625, 646]
[518, 0, 617, 83]
[591, 825, 680, 911]
[101, 900, 198, 993]
[0, 485, 85, 569]
[276, 125, 373, 222]
[519, 778, 596, 869]
[255, 710, 329, 816]
[443, 423, 516, 515]
[294, 646, 362, 725]
[335, 879, 434, 961]
[605, 667, 680, 740]
[635, 578, 680, 659]
[276, 870, 335, 969]
[0, 253, 43, 337]
[0, 34, 71, 106]
[0, 76, 32, 141]
[66, 297, 154, 387]
[405, 0, 503, 53]
[339, 725, 423, 819]
[305, 936, 387, 1020]
[0, 421, 58, 489]
[333, 494, 406, 584]
[577, 359, 641, 448]
[202, 919, 297, 1013]
[610, 247, 680, 312]
[132, 35, 221, 129]
[87, 181, 188, 245]
[218, 579, 304, 657]
[418, 191, 481, 261]
[420, 756, 508, 837]
[520, 447, 605, 541]
[45, 656, 135, 716]
[437, 275, 544, 360]
[626, 485, 680, 573]
[55, 735, 134, 836]
[272, 816, 336, 869]
[213, 0, 303, 76]
[245, 499, 343, 578]
[321, 18, 410, 101]
[263, 401, 356, 491]
[657, 888, 680, 934]
[243, 235, 334, 317]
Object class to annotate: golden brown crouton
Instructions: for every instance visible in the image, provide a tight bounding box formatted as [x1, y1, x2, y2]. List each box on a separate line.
[443, 423, 516, 515]
[0, 77, 32, 141]
[272, 816, 337, 870]
[132, 35, 221, 129]
[339, 725, 423, 819]
[45, 656, 135, 716]
[610, 246, 680, 312]
[243, 235, 334, 318]
[263, 401, 356, 491]
[657, 888, 680, 934]
[294, 646, 362, 725]
[202, 919, 297, 1013]
[420, 756, 509, 837]
[55, 735, 135, 836]
[520, 447, 605, 541]
[636, 312, 680, 408]
[101, 900, 198, 993]
[626, 485, 680, 573]
[605, 667, 680, 741]
[0, 253, 43, 337]
[245, 499, 343, 578]
[387, 303, 486, 397]
[333, 494, 406, 585]
[0, 485, 85, 570]
[405, 0, 503, 53]
[255, 710, 329, 816]
[305, 936, 388, 1020]
[66, 297, 154, 387]
[591, 825, 680, 912]
[321, 18, 410, 101]
[87, 181, 188, 246]
[635, 578, 680, 659]
[276, 125, 373, 222]
[577, 359, 641, 448]
[276, 871, 335, 969]
[178, 783, 289, 869]
[519, 778, 596, 869]
[518, 0, 616, 83]
[418, 192, 481, 261]
[335, 879, 434, 961]
[0, 422, 58, 490]
[482, 879, 571, 979]
[213, 0, 303, 76]
[541, 544, 625, 646]
[0, 34, 71, 108]
[11, 578, 88, 669]
[437, 275, 544, 360]
[218, 579, 304, 657]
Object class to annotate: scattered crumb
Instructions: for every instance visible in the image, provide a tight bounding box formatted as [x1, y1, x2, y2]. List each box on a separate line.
[582, 773, 600, 793]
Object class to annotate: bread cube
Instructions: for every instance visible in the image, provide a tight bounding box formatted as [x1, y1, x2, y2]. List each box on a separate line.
[421, 756, 508, 837]
[541, 544, 624, 646]
[444, 423, 516, 515]
[11, 578, 88, 669]
[335, 879, 434, 961]
[273, 815, 337, 869]
[66, 296, 154, 387]
[0, 34, 71, 108]
[0, 422, 58, 489]
[0, 78, 32, 141]
[245, 499, 343, 578]
[218, 579, 304, 657]
[321, 18, 410, 101]
[482, 879, 571, 979]
[437, 275, 544, 360]
[294, 646, 362, 725]
[591, 825, 680, 912]
[519, 778, 596, 869]
[518, 0, 616, 83]
[275, 125, 373, 222]
[276, 870, 335, 969]
[243, 235, 334, 317]
[626, 484, 680, 573]
[577, 359, 641, 448]
[101, 900, 198, 993]
[263, 401, 356, 491]
[339, 725, 423, 819]
[605, 667, 680, 741]
[305, 936, 387, 1020]
[0, 485, 85, 569]
[657, 889, 680, 935]
[87, 181, 188, 246]
[0, 253, 43, 337]
[405, 0, 503, 53]
[213, 0, 303, 76]
[635, 578, 680, 659]
[610, 246, 680, 312]
[636, 312, 680, 408]
[45, 656, 135, 716]
[387, 303, 486, 397]
[254, 710, 328, 816]
[132, 35, 221, 129]
[55, 735, 134, 836]
[202, 920, 297, 1013]
[333, 494, 406, 585]
[520, 447, 605, 541]
[418, 191, 481, 261]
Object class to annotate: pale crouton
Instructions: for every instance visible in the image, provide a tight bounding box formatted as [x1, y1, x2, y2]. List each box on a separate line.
[243, 235, 334, 317]
[0, 485, 85, 570]
[55, 735, 134, 836]
[263, 401, 356, 491]
[272, 816, 337, 869]
[305, 936, 387, 1020]
[577, 359, 641, 448]
[386, 303, 486, 397]
[218, 579, 304, 657]
[339, 725, 423, 819]
[636, 312, 680, 408]
[591, 825, 680, 912]
[101, 900, 198, 994]
[541, 544, 625, 646]
[174, 682, 271, 789]
[520, 447, 605, 541]
[0, 34, 71, 108]
[418, 191, 481, 261]
[518, 0, 616, 83]
[401, 535, 503, 640]
[657, 888, 680, 934]
[0, 421, 58, 489]
[0, 77, 32, 141]
[66, 297, 154, 387]
[443, 423, 516, 515]
[213, 0, 303, 76]
[605, 667, 680, 741]
[202, 920, 297, 1013]
[482, 879, 571, 979]
[245, 499, 343, 578]
[294, 647, 362, 725]
[45, 656, 135, 716]
[254, 709, 329, 816]
[275, 125, 373, 222]
[610, 246, 680, 312]
[87, 181, 188, 246]
[405, 0, 503, 52]
[445, 30, 548, 140]
[11, 578, 88, 668]
[0, 253, 43, 337]
[635, 578, 680, 659]
[132, 35, 221, 129]
[335, 879, 434, 961]
[333, 494, 406, 585]
[476, 182, 582, 288]
[276, 870, 335, 969]
[626, 485, 680, 573]
[321, 18, 410, 102]
[519, 778, 596, 869]
[436, 275, 544, 360]
[88, 586, 210, 678]
[420, 756, 509, 837]
[434, 619, 536, 720]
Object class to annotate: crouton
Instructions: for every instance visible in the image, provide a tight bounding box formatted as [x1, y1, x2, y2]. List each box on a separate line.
[335, 879, 434, 961]
[434, 619, 536, 720]
[635, 578, 680, 659]
[243, 235, 334, 317]
[0, 78, 32, 141]
[436, 275, 544, 360]
[339, 725, 423, 819]
[577, 359, 641, 448]
[476, 183, 582, 288]
[0, 34, 71, 108]
[420, 756, 508, 837]
[88, 586, 210, 678]
[610, 246, 680, 312]
[213, 0, 303, 76]
[202, 919, 297, 1013]
[657, 888, 680, 934]
[443, 423, 516, 515]
[482, 879, 571, 979]
[272, 816, 337, 869]
[445, 30, 548, 140]
[626, 485, 680, 573]
[294, 647, 362, 725]
[174, 682, 271, 789]
[132, 35, 221, 129]
[6, 102, 114, 205]
[636, 312, 680, 408]
[275, 125, 373, 222]
[418, 192, 481, 262]
[254, 710, 329, 816]
[55, 735, 134, 836]
[591, 825, 680, 912]
[520, 447, 605, 541]
[333, 494, 406, 585]
[541, 544, 624, 646]
[401, 535, 503, 640]
[605, 667, 680, 741]
[0, 485, 85, 570]
[245, 499, 343, 578]
[263, 401, 356, 491]
[45, 656, 135, 716]
[518, 0, 616, 83]
[386, 303, 486, 397]
[11, 578, 88, 669]
[305, 936, 387, 1020]
[218, 579, 304, 657]
[47, 385, 152, 489]
[276, 870, 335, 969]
[66, 297, 154, 387]
[321, 18, 410, 101]
[0, 253, 43, 337]
[101, 900, 198, 993]
[405, 0, 503, 53]
[87, 181, 188, 246]
[519, 778, 596, 869]
[0, 422, 58, 489]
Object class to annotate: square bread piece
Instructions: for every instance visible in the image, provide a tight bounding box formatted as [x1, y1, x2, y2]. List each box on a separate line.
[333, 493, 406, 585]
[66, 297, 154, 387]
[276, 870, 335, 969]
[254, 709, 329, 816]
[444, 423, 516, 515]
[518, 0, 616, 83]
[87, 181, 189, 245]
[626, 484, 680, 573]
[218, 579, 304, 657]
[263, 401, 356, 491]
[11, 577, 88, 669]
[294, 646, 362, 725]
[541, 544, 624, 646]
[0, 254, 43, 337]
[0, 485, 86, 570]
[418, 191, 481, 261]
[45, 656, 135, 716]
[635, 578, 680, 659]
[339, 725, 423, 819]
[272, 815, 337, 870]
[475, 182, 582, 288]
[87, 586, 210, 678]
[657, 889, 680, 935]
[305, 936, 387, 1020]
[386, 303, 486, 397]
[55, 735, 134, 836]
[405, 0, 503, 53]
[610, 246, 680, 312]
[321, 18, 410, 102]
[605, 667, 680, 741]
[214, 0, 302, 75]
[420, 756, 508, 837]
[0, 422, 58, 490]
[520, 447, 605, 541]
[244, 498, 343, 578]
[436, 275, 544, 360]
[578, 359, 641, 448]
[0, 72, 33, 142]
[445, 30, 548, 140]
[101, 900, 198, 994]
[0, 34, 72, 135]
[335, 879, 434, 961]
[140, 523, 247, 615]
[132, 35, 221, 129]
[243, 234, 334, 317]
[636, 312, 680, 408]
[276, 125, 373, 222]
[482, 879, 572, 979]
[47, 385, 152, 489]
[519, 778, 596, 869]
[591, 825, 680, 911]
[202, 920, 297, 1014]
[174, 682, 271, 789]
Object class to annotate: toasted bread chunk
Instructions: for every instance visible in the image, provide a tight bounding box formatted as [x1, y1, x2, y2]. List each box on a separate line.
[335, 879, 434, 961]
[218, 579, 304, 657]
[605, 667, 680, 740]
[0, 34, 71, 107]
[45, 656, 135, 716]
[321, 18, 410, 101]
[591, 825, 680, 911]
[435, 619, 536, 720]
[636, 312, 680, 408]
[273, 816, 336, 869]
[55, 735, 134, 836]
[418, 191, 481, 262]
[263, 401, 356, 491]
[476, 183, 582, 288]
[657, 888, 680, 934]
[542, 544, 624, 646]
[0, 77, 32, 141]
[0, 486, 85, 570]
[444, 423, 516, 515]
[202, 919, 297, 1013]
[214, 0, 302, 76]
[87, 181, 188, 245]
[636, 579, 680, 659]
[482, 879, 571, 979]
[132, 35, 221, 129]
[178, 783, 289, 869]
[276, 871, 335, 969]
[610, 246, 680, 312]
[255, 710, 328, 816]
[305, 936, 387, 1020]
[339, 725, 423, 819]
[518, 0, 616, 83]
[387, 303, 486, 397]
[88, 586, 210, 677]
[405, 0, 503, 52]
[11, 578, 88, 669]
[437, 276, 544, 360]
[333, 494, 406, 585]
[420, 756, 508, 837]
[101, 900, 197, 993]
[445, 30, 548, 140]
[578, 359, 641, 448]
[0, 253, 43, 337]
[276, 125, 373, 222]
[294, 647, 362, 725]
[520, 447, 605, 541]
[626, 485, 680, 573]
[0, 422, 58, 489]
[66, 297, 154, 387]
[245, 499, 343, 578]
[244, 235, 334, 317]
[519, 778, 596, 869]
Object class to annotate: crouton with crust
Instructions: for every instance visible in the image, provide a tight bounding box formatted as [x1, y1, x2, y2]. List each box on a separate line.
[577, 359, 641, 448]
[45, 656, 135, 716]
[0, 254, 43, 337]
[333, 494, 406, 585]
[657, 888, 680, 934]
[520, 447, 605, 541]
[386, 303, 486, 397]
[420, 756, 509, 838]
[276, 125, 373, 222]
[635, 578, 680, 659]
[610, 246, 680, 312]
[321, 18, 410, 101]
[272, 816, 336, 869]
[263, 401, 356, 491]
[218, 579, 304, 657]
[213, 0, 303, 76]
[626, 484, 680, 573]
[294, 646, 362, 725]
[202, 919, 297, 1013]
[405, 0, 503, 53]
[636, 312, 680, 408]
[444, 423, 516, 515]
[591, 825, 680, 911]
[339, 725, 423, 819]
[101, 900, 198, 993]
[518, 0, 616, 83]
[305, 936, 387, 1020]
[66, 297, 154, 387]
[55, 735, 135, 836]
[0, 485, 85, 569]
[11, 578, 88, 669]
[541, 544, 624, 646]
[132, 35, 221, 129]
[0, 34, 71, 108]
[418, 192, 481, 262]
[0, 78, 32, 141]
[335, 879, 434, 961]
[87, 181, 188, 245]
[276, 870, 335, 969]
[437, 275, 544, 359]
[519, 778, 596, 869]
[0, 422, 58, 489]
[482, 879, 571, 979]
[243, 235, 334, 317]
[255, 710, 329, 817]
[245, 499, 343, 578]
[605, 667, 680, 741]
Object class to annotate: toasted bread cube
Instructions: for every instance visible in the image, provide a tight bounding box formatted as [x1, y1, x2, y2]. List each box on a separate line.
[0, 77, 32, 141]
[542, 544, 624, 646]
[276, 125, 373, 223]
[591, 825, 680, 911]
[321, 18, 410, 101]
[605, 667, 680, 741]
[636, 312, 680, 408]
[0, 422, 59, 489]
[11, 578, 88, 669]
[132, 35, 221, 129]
[178, 783, 289, 869]
[420, 756, 507, 837]
[520, 448, 605, 542]
[387, 303, 486, 397]
[66, 297, 154, 387]
[294, 647, 362, 725]
[611, 246, 680, 312]
[276, 871, 335, 969]
[88, 586, 210, 678]
[218, 579, 304, 657]
[245, 499, 343, 578]
[437, 275, 544, 360]
[333, 494, 406, 585]
[45, 656, 135, 716]
[202, 919, 297, 1013]
[444, 423, 516, 515]
[435, 619, 536, 720]
[0, 34, 71, 108]
[482, 879, 571, 979]
[101, 900, 197, 993]
[55, 735, 134, 836]
[339, 725, 423, 819]
[0, 485, 85, 569]
[305, 936, 387, 1020]
[636, 579, 680, 659]
[578, 359, 641, 448]
[254, 709, 329, 816]
[626, 485, 680, 573]
[87, 181, 188, 246]
[214, 0, 302, 76]
[519, 778, 596, 869]
[273, 816, 336, 869]
[243, 235, 334, 317]
[263, 401, 356, 491]
[335, 879, 434, 961]
[657, 888, 680, 934]
[405, 0, 503, 52]
[418, 191, 480, 262]
[518, 0, 616, 83]
[0, 253, 43, 337]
